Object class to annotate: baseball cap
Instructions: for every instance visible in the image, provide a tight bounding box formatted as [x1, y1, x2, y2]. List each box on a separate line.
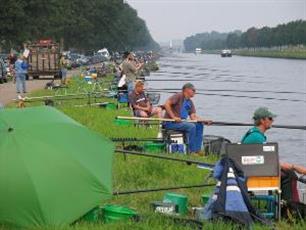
[253, 107, 277, 120]
[182, 83, 195, 91]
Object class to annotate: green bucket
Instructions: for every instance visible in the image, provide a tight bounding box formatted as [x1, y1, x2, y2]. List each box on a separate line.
[101, 204, 137, 223]
[114, 119, 132, 126]
[106, 103, 116, 110]
[201, 194, 210, 205]
[144, 142, 165, 153]
[81, 206, 101, 223]
[163, 193, 188, 215]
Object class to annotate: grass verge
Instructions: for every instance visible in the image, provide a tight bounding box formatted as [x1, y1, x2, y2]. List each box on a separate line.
[3, 73, 306, 230]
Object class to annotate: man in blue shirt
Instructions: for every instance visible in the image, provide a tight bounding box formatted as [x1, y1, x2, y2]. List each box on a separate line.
[14, 54, 28, 95]
[163, 83, 212, 154]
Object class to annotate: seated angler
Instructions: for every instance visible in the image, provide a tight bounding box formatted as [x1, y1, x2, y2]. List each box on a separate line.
[241, 107, 306, 174]
[128, 80, 162, 118]
[163, 83, 212, 154]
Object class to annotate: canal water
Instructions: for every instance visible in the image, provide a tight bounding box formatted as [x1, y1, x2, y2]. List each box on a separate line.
[148, 53, 306, 166]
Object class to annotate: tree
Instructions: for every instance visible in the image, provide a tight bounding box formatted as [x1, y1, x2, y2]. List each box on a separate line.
[0, 0, 159, 52]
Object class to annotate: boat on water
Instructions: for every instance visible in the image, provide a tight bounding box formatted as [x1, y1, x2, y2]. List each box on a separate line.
[195, 48, 202, 55]
[221, 49, 232, 57]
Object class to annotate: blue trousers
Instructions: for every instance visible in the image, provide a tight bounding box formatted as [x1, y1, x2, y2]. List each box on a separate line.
[163, 121, 204, 152]
[16, 73, 26, 93]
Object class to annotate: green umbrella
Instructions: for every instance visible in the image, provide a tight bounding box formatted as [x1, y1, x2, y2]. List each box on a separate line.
[0, 106, 114, 228]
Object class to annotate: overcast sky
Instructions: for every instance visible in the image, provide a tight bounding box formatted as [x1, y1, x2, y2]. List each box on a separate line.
[127, 0, 306, 43]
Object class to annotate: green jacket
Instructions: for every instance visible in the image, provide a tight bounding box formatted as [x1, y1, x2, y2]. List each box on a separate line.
[241, 127, 267, 144]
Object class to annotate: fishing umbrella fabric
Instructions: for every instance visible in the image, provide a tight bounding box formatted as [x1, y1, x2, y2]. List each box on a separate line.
[0, 106, 114, 228]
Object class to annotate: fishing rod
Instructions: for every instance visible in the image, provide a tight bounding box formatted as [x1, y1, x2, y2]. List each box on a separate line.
[12, 92, 108, 103]
[116, 116, 306, 130]
[74, 102, 111, 108]
[148, 89, 306, 103]
[116, 149, 215, 170]
[112, 137, 165, 142]
[147, 87, 306, 95]
[145, 79, 200, 82]
[112, 182, 215, 195]
[12, 92, 102, 101]
[213, 121, 306, 130]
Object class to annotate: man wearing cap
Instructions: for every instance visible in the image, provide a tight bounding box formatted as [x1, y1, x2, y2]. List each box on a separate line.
[241, 107, 276, 144]
[129, 81, 162, 118]
[241, 107, 306, 174]
[163, 83, 212, 154]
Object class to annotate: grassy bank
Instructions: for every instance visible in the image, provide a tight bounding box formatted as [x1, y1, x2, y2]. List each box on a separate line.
[3, 74, 306, 229]
[233, 49, 306, 60]
[203, 48, 306, 59]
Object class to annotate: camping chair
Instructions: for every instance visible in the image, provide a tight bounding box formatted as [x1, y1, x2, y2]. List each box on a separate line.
[225, 143, 281, 220]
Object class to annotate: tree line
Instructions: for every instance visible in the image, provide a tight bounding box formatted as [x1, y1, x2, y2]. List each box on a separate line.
[184, 20, 306, 52]
[0, 0, 159, 52]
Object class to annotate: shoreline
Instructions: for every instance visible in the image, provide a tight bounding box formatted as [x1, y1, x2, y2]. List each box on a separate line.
[200, 49, 306, 60]
[233, 50, 306, 60]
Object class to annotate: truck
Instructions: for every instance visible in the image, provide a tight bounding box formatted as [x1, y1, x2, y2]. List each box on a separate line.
[27, 39, 60, 79]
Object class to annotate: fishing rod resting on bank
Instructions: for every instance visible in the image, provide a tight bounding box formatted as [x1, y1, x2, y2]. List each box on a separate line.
[116, 116, 306, 130]
[112, 182, 215, 196]
[116, 149, 215, 170]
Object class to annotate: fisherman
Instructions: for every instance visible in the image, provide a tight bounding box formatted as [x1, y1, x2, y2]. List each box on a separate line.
[241, 107, 306, 172]
[129, 80, 162, 118]
[241, 107, 276, 144]
[163, 83, 212, 154]
[121, 51, 144, 92]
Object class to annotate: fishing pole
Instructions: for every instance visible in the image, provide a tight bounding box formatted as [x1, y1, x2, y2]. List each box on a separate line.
[148, 89, 306, 103]
[116, 149, 215, 170]
[12, 92, 108, 103]
[145, 79, 200, 82]
[147, 87, 306, 95]
[116, 116, 306, 130]
[213, 121, 306, 130]
[74, 102, 111, 107]
[112, 137, 165, 142]
[112, 182, 215, 195]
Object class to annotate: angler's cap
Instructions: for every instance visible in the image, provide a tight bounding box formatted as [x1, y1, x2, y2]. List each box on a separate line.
[253, 107, 277, 120]
[182, 83, 195, 91]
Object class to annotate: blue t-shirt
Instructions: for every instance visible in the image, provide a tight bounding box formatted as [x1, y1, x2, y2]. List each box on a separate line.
[180, 99, 192, 119]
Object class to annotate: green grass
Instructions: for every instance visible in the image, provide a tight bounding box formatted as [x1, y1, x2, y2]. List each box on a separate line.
[3, 75, 306, 229]
[234, 48, 306, 59]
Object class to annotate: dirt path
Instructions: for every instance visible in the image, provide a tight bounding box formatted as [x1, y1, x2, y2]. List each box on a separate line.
[0, 79, 52, 106]
[0, 64, 101, 106]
